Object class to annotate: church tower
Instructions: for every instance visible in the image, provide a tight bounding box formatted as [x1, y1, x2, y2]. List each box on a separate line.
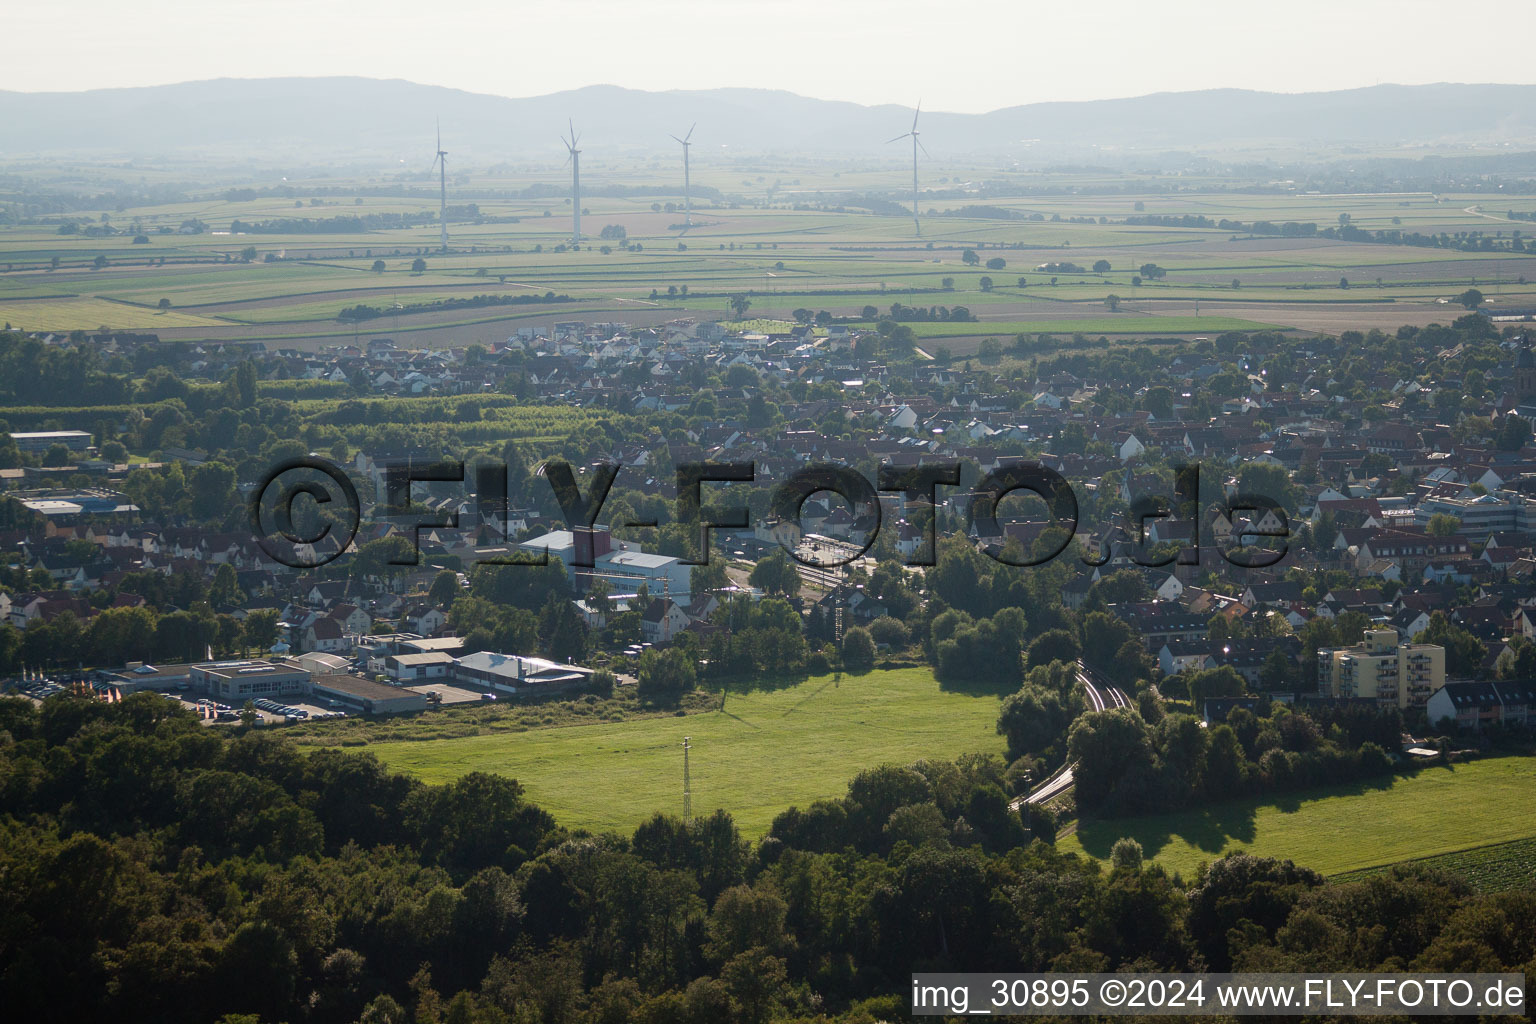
[1517, 339, 1536, 402]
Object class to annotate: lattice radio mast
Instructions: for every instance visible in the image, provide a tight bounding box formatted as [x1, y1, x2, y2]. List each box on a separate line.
[682, 736, 693, 823]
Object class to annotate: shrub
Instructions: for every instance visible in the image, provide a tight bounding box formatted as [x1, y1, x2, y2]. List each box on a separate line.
[867, 617, 909, 649]
[841, 626, 876, 671]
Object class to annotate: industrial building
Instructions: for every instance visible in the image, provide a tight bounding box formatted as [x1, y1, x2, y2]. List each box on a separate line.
[518, 527, 692, 599]
[1413, 492, 1531, 541]
[357, 633, 464, 671]
[385, 651, 455, 683]
[99, 662, 195, 693]
[451, 650, 593, 696]
[190, 659, 312, 702]
[309, 673, 431, 715]
[10, 430, 92, 453]
[18, 490, 139, 522]
[179, 657, 430, 714]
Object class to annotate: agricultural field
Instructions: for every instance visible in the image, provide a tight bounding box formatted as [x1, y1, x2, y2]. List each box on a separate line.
[4, 159, 1535, 345]
[0, 393, 615, 447]
[1062, 756, 1536, 879]
[352, 666, 1008, 836]
[854, 316, 1288, 338]
[0, 297, 230, 331]
[1331, 836, 1536, 894]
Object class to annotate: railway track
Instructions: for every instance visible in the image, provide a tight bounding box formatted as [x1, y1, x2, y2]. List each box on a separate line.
[1078, 660, 1129, 710]
[794, 563, 845, 590]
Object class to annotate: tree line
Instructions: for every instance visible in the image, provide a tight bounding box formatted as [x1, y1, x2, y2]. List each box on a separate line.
[1066, 693, 1401, 817]
[335, 291, 572, 323]
[228, 211, 470, 234]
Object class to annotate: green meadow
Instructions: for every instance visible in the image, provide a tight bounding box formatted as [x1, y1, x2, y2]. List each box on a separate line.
[1062, 756, 1536, 878]
[358, 667, 1008, 836]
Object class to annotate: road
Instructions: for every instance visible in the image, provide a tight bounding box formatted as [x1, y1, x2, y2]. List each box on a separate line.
[1463, 204, 1510, 223]
[1010, 662, 1131, 809]
[1015, 760, 1076, 808]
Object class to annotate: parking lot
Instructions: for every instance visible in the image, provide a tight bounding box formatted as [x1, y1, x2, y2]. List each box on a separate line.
[286, 699, 348, 719]
[143, 693, 244, 725]
[249, 697, 349, 722]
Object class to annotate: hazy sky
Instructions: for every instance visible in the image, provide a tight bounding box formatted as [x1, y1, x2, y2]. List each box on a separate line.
[8, 0, 1535, 111]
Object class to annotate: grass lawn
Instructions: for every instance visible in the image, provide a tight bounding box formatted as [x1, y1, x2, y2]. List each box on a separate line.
[1062, 756, 1536, 878]
[362, 667, 1007, 837]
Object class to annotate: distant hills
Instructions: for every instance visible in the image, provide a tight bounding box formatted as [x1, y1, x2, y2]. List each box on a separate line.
[2, 78, 1535, 161]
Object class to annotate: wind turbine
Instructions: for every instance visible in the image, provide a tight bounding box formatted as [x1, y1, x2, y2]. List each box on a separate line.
[430, 121, 448, 252]
[671, 123, 696, 231]
[562, 120, 582, 245]
[886, 102, 926, 236]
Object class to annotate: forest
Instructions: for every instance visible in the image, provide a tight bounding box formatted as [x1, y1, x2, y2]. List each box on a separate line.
[1, 691, 1532, 1024]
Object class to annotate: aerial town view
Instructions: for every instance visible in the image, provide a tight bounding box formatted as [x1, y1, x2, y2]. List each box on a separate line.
[1, 1, 1534, 1021]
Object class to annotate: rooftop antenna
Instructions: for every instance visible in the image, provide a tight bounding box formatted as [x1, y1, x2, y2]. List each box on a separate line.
[886, 101, 926, 237]
[682, 736, 692, 822]
[670, 123, 696, 232]
[563, 120, 582, 245]
[430, 121, 449, 253]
